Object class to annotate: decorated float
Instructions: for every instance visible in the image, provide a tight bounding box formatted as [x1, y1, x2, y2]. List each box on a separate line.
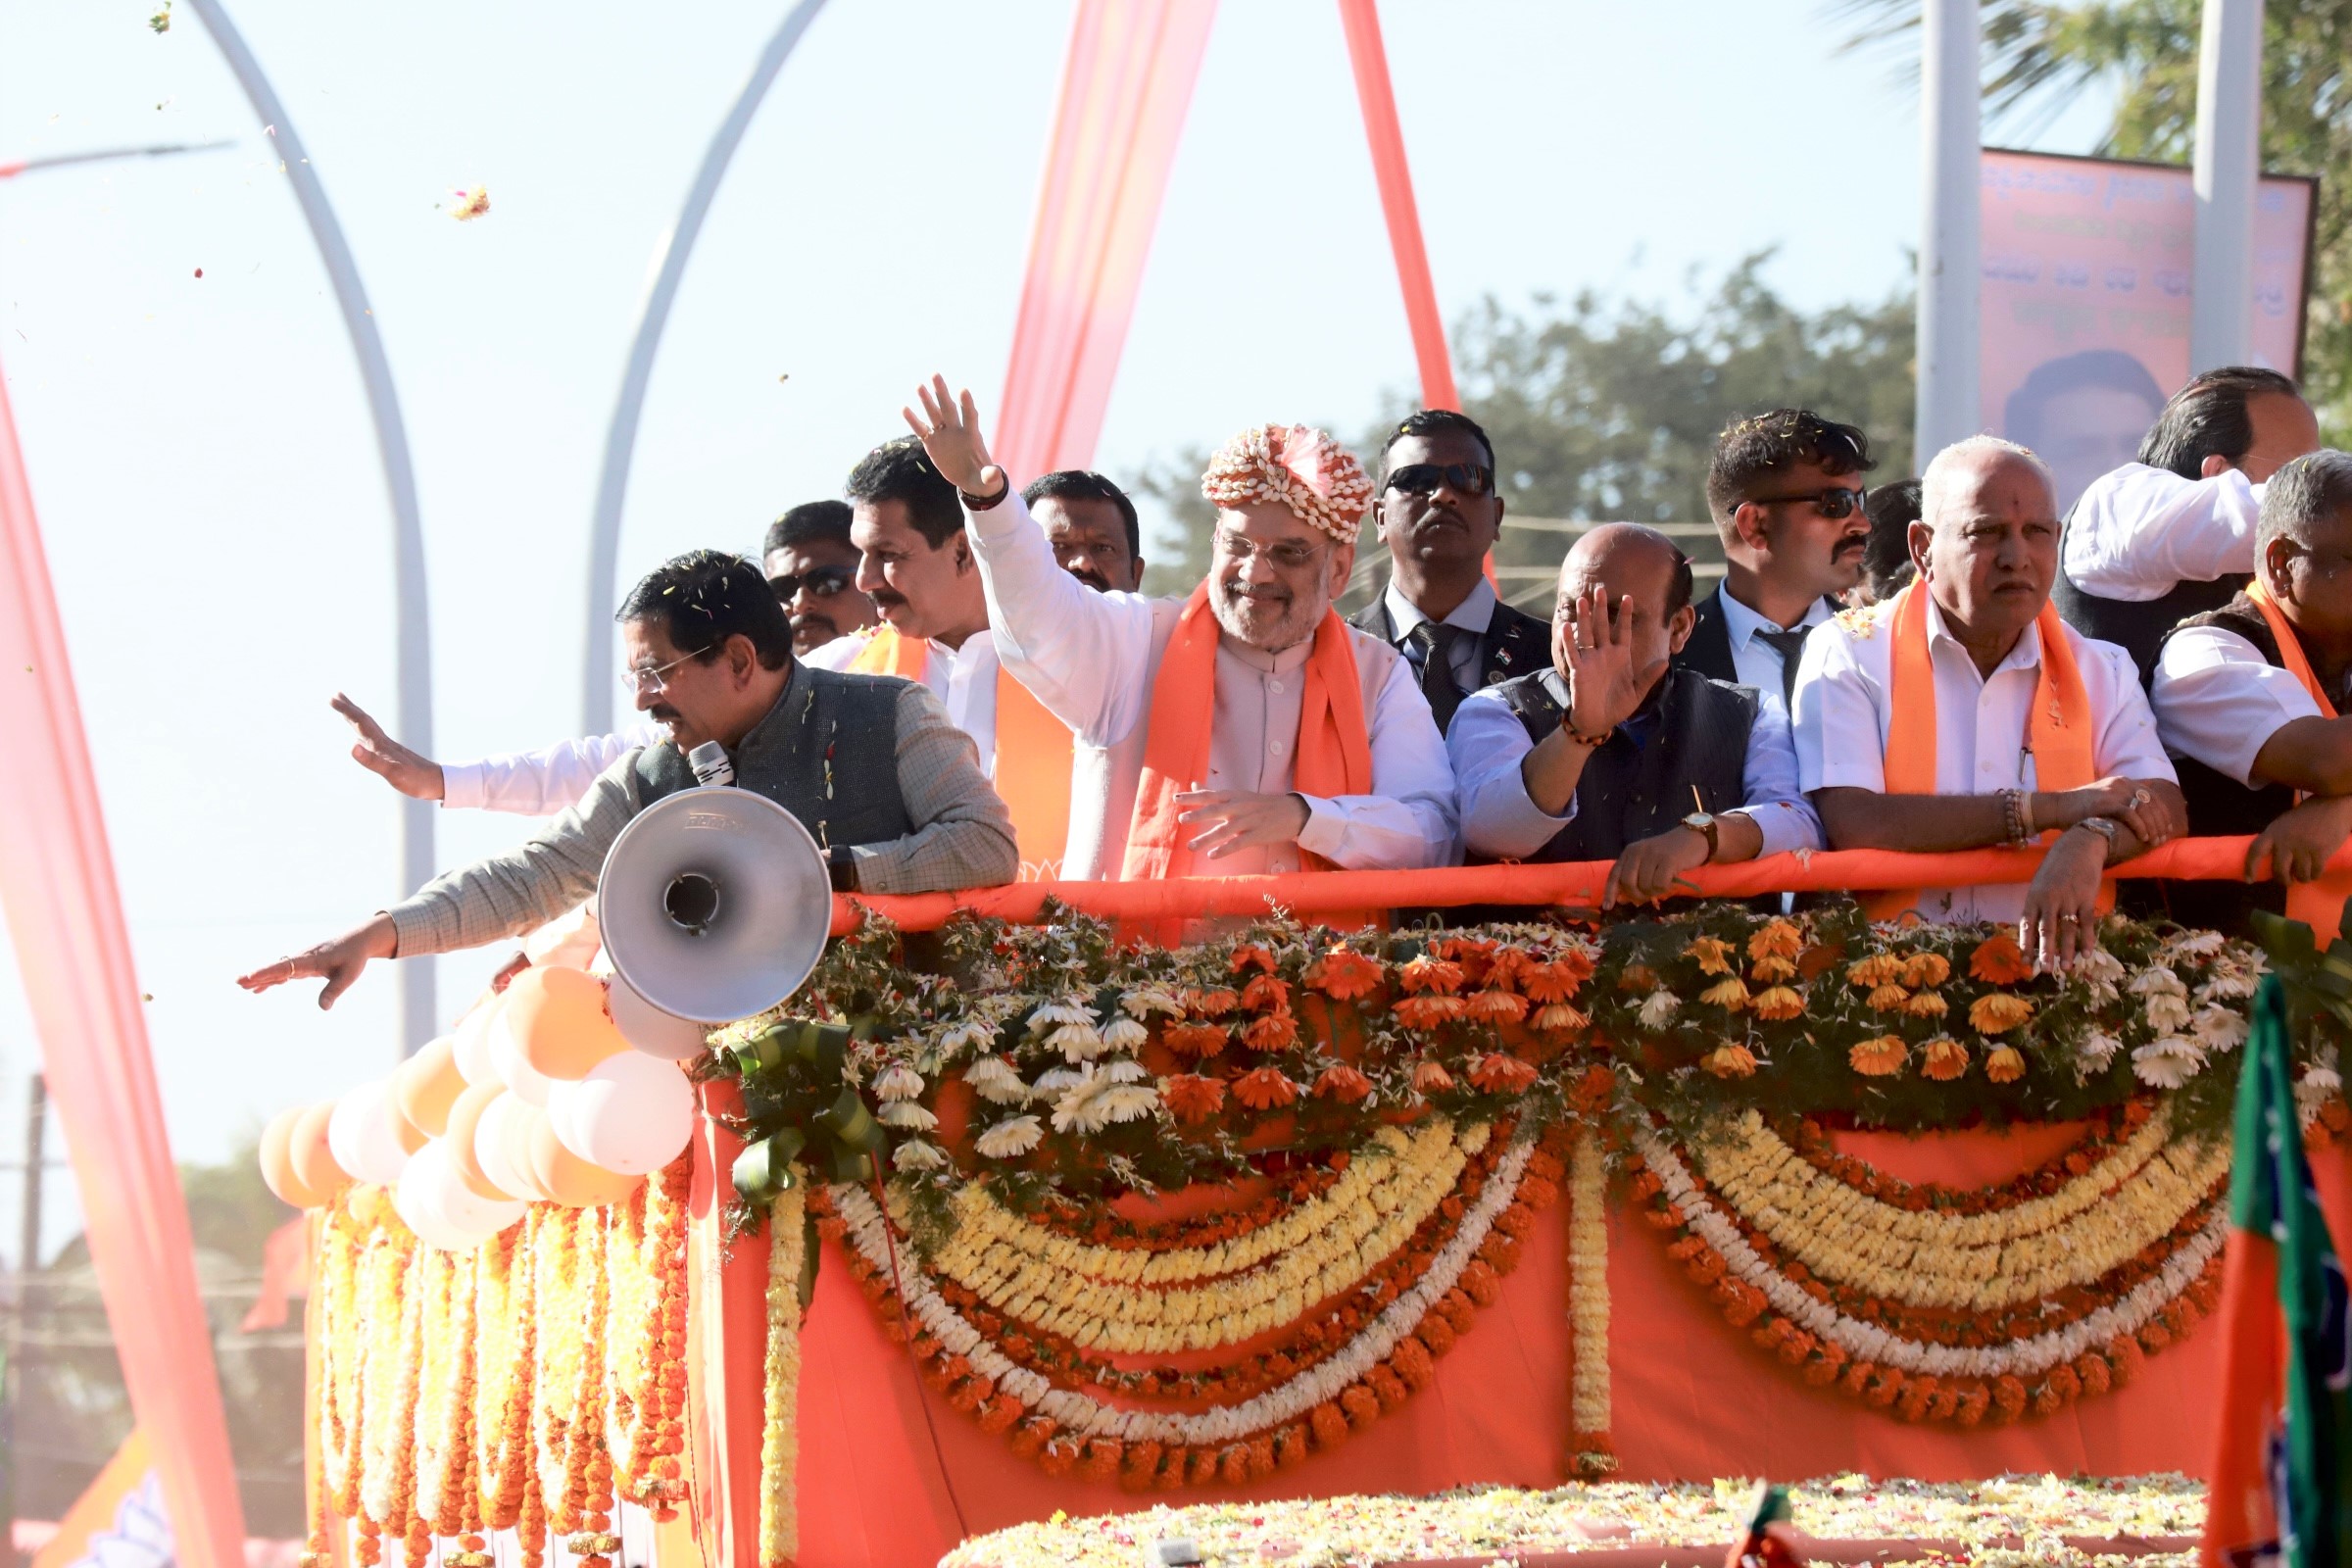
[259, 846, 2352, 1568]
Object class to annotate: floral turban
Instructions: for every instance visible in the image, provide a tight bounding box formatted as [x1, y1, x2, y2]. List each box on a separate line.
[1199, 424, 1375, 545]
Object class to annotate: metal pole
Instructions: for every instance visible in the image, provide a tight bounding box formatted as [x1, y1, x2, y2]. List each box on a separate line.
[183, 0, 436, 1054]
[0, 1074, 44, 1568]
[581, 0, 831, 737]
[2190, 0, 2265, 373]
[14, 1075, 40, 1285]
[1915, 0, 1983, 463]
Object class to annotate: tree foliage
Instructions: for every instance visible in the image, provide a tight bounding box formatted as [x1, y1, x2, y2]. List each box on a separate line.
[1838, 0, 2352, 439]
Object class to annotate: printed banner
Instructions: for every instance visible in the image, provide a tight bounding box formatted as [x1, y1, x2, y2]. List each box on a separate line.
[1979, 148, 2315, 514]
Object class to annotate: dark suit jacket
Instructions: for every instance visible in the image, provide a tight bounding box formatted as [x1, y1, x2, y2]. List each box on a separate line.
[1348, 589, 1551, 729]
[1673, 585, 1841, 692]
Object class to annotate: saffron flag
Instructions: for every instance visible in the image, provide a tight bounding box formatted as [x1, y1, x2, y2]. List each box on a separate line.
[31, 1428, 176, 1568]
[2203, 975, 2352, 1567]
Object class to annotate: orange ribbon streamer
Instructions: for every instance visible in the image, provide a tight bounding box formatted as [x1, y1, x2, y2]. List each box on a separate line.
[847, 625, 1074, 881]
[1864, 583, 2101, 921]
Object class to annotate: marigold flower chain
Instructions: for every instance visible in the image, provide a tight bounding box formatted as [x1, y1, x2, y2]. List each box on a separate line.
[760, 1184, 806, 1568]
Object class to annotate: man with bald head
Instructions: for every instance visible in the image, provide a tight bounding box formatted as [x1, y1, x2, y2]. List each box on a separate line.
[1794, 436, 2182, 966]
[1448, 523, 1821, 906]
[2152, 450, 2352, 931]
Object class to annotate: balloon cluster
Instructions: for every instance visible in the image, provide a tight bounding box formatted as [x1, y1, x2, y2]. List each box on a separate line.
[258, 961, 705, 1250]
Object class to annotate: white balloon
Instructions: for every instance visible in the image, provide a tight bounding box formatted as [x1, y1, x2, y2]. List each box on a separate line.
[489, 1009, 554, 1105]
[606, 974, 710, 1061]
[475, 1095, 548, 1203]
[547, 1053, 695, 1175]
[327, 1079, 412, 1186]
[413, 1139, 527, 1245]
[394, 1144, 485, 1251]
[452, 998, 502, 1086]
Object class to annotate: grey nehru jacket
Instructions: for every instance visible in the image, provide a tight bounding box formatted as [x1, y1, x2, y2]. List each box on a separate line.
[386, 664, 1017, 957]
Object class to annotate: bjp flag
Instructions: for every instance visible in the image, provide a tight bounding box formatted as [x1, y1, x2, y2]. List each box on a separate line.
[2203, 976, 2352, 1568]
[31, 1427, 176, 1568]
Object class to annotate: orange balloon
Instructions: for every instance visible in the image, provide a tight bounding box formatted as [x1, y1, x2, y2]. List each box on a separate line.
[391, 1101, 429, 1155]
[259, 1104, 330, 1208]
[287, 1102, 349, 1200]
[527, 1116, 643, 1207]
[504, 965, 628, 1081]
[394, 1036, 467, 1138]
[443, 1081, 513, 1200]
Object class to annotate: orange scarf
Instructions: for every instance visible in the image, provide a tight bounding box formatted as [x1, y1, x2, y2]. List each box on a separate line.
[1863, 582, 2104, 920]
[2246, 579, 2352, 940]
[847, 625, 1074, 881]
[1121, 583, 1372, 884]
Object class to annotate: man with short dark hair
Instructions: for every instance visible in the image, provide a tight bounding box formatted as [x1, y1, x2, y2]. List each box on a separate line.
[2054, 366, 2323, 680]
[1448, 524, 1820, 906]
[237, 550, 1017, 1008]
[2152, 450, 2352, 932]
[1678, 410, 1875, 710]
[1023, 470, 1146, 593]
[763, 499, 877, 656]
[1796, 437, 2183, 966]
[1348, 410, 1548, 735]
[1856, 479, 1922, 607]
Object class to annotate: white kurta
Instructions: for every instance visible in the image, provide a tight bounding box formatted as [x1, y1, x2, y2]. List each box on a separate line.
[1791, 594, 2175, 924]
[968, 492, 1459, 881]
[2061, 462, 2264, 601]
[804, 624, 1003, 776]
[2151, 624, 2336, 786]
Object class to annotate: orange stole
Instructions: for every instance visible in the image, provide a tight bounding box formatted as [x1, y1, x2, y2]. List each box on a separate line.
[847, 626, 1073, 880]
[1862, 583, 2102, 920]
[2245, 579, 2352, 942]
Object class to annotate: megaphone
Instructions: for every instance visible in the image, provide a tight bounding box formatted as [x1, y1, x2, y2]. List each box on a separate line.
[597, 771, 832, 1025]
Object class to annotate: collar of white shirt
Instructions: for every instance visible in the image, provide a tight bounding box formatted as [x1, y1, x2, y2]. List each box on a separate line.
[1220, 628, 1318, 674]
[1922, 591, 2047, 681]
[1383, 574, 1496, 642]
[1714, 583, 1832, 653]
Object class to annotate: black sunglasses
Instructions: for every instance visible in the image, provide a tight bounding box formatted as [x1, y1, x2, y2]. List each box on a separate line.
[1385, 462, 1494, 499]
[1749, 485, 1868, 520]
[768, 564, 857, 602]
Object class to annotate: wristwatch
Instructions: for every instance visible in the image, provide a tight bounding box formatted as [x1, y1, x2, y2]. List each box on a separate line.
[1681, 811, 1720, 858]
[2076, 815, 2120, 844]
[825, 844, 860, 893]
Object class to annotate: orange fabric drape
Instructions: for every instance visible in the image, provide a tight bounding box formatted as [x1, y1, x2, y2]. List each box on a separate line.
[1121, 586, 1371, 886]
[683, 1078, 768, 1568]
[846, 625, 1075, 879]
[1864, 584, 2100, 920]
[2244, 578, 2352, 942]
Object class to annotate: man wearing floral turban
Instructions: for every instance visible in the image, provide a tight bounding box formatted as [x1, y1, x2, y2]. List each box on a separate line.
[903, 375, 1457, 888]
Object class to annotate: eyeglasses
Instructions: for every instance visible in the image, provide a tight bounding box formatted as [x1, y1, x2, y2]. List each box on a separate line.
[1214, 530, 1329, 572]
[621, 648, 707, 697]
[1385, 462, 1494, 498]
[767, 564, 857, 603]
[1749, 485, 1868, 520]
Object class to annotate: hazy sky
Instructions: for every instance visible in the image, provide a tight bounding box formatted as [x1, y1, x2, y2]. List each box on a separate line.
[0, 0, 2111, 1257]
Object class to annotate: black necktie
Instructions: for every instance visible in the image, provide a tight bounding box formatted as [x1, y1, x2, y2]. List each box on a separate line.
[1406, 620, 1465, 733]
[1755, 625, 1813, 710]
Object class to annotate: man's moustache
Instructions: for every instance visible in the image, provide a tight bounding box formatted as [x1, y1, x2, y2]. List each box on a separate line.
[790, 613, 838, 638]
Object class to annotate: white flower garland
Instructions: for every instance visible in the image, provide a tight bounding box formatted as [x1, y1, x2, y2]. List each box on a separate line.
[1687, 1111, 2226, 1313]
[828, 1134, 1534, 1448]
[1637, 1128, 2228, 1380]
[759, 1184, 805, 1568]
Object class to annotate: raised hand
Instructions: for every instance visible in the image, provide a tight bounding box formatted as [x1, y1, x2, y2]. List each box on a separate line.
[334, 693, 446, 802]
[902, 374, 1003, 498]
[236, 914, 399, 1010]
[1560, 584, 1664, 738]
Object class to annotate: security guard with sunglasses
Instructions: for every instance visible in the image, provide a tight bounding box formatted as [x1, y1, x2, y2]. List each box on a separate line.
[763, 498, 880, 657]
[1350, 410, 1550, 737]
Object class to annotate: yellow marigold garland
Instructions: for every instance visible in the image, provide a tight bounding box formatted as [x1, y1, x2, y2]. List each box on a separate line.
[1565, 1127, 1612, 1478]
[760, 1181, 807, 1568]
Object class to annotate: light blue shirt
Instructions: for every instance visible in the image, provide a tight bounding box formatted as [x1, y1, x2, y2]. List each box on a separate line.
[1446, 670, 1824, 861]
[1383, 574, 1499, 697]
[1713, 586, 1834, 700]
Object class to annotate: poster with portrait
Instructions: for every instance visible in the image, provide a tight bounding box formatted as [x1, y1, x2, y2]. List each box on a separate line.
[1980, 148, 2315, 514]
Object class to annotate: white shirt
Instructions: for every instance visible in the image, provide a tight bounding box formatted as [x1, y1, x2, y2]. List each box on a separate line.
[969, 492, 1459, 880]
[1713, 586, 1834, 699]
[439, 628, 1007, 818]
[2152, 623, 2336, 786]
[1792, 593, 2176, 924]
[2062, 462, 2264, 601]
[1383, 575, 1496, 696]
[1446, 673, 1823, 861]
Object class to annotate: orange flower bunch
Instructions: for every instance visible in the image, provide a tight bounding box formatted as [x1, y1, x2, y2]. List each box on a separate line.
[1161, 1073, 1227, 1125]
[1231, 1065, 1300, 1111]
[1920, 1037, 1970, 1081]
[1312, 1063, 1373, 1103]
[1848, 1036, 1907, 1076]
[1304, 945, 1383, 1002]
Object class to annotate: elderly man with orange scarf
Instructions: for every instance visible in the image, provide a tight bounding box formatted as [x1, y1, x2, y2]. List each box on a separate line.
[902, 376, 1456, 884]
[2151, 450, 2352, 937]
[1792, 436, 2183, 968]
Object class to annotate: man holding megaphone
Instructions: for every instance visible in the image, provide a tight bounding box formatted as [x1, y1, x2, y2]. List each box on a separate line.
[238, 550, 1017, 1009]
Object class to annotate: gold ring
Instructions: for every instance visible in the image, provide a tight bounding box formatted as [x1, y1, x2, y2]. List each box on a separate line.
[2058, 912, 2080, 923]
[2129, 788, 2151, 807]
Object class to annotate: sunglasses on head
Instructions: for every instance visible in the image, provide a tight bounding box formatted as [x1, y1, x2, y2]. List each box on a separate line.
[768, 564, 857, 603]
[1385, 462, 1494, 498]
[1749, 484, 1868, 520]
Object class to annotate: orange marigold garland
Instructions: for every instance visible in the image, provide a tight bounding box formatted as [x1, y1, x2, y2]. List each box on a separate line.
[1565, 1127, 1613, 1476]
[759, 1181, 807, 1568]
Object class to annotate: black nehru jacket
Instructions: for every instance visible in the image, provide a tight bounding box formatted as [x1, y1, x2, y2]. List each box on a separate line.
[1483, 665, 1758, 862]
[2053, 566, 2248, 693]
[1349, 592, 1550, 736]
[2148, 593, 2297, 933]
